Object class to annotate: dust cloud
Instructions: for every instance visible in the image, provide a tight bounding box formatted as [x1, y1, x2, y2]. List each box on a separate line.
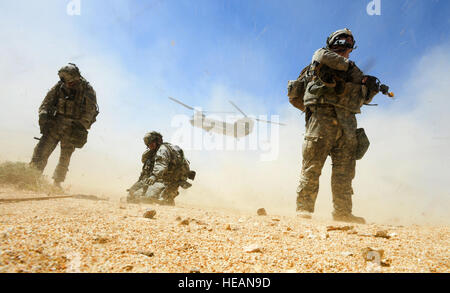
[179, 45, 450, 225]
[1, 18, 449, 225]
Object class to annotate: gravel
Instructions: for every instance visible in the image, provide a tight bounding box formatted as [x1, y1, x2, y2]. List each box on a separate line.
[0, 188, 448, 273]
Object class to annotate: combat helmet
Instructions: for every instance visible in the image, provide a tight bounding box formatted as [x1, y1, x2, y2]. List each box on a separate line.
[144, 131, 163, 146]
[326, 28, 356, 51]
[58, 63, 81, 84]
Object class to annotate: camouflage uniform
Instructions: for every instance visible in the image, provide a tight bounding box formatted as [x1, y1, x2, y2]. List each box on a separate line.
[128, 137, 193, 205]
[296, 33, 379, 220]
[30, 65, 98, 184]
[127, 148, 157, 199]
[145, 143, 192, 203]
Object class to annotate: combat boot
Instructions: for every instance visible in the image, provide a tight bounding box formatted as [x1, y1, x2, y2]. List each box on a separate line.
[53, 181, 64, 194]
[332, 212, 366, 224]
[160, 198, 175, 206]
[126, 195, 140, 204]
[141, 196, 159, 204]
[296, 209, 312, 219]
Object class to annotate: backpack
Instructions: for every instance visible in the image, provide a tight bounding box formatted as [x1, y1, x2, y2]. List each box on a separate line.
[287, 64, 312, 112]
[165, 144, 191, 180]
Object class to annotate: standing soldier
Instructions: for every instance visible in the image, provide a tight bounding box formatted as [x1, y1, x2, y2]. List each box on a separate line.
[291, 29, 383, 224]
[30, 63, 99, 189]
[127, 132, 195, 206]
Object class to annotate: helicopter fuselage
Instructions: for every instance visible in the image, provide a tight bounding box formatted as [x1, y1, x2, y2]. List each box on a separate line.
[189, 116, 254, 138]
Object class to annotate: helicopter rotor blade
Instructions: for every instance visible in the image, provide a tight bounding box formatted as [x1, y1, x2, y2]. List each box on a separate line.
[229, 101, 247, 117]
[205, 111, 237, 114]
[255, 118, 286, 126]
[169, 97, 235, 114]
[168, 97, 195, 111]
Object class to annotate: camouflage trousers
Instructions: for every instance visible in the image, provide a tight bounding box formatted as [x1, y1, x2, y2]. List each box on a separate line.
[296, 105, 358, 216]
[145, 182, 179, 201]
[128, 180, 179, 203]
[30, 120, 76, 183]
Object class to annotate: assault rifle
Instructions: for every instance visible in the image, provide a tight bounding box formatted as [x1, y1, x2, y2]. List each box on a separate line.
[364, 75, 394, 98]
[314, 63, 394, 98]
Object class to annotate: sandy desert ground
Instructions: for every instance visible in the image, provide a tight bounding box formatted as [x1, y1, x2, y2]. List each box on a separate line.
[0, 187, 448, 273]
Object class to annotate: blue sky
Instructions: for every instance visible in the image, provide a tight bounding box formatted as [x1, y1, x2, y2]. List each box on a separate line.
[70, 0, 450, 112]
[2, 0, 447, 118]
[1, 0, 448, 128]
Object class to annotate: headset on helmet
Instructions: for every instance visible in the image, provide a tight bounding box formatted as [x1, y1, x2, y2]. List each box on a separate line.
[326, 28, 356, 51]
[58, 63, 81, 83]
[144, 131, 163, 145]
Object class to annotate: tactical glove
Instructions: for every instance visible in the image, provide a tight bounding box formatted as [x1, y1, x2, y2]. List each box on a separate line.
[38, 113, 53, 134]
[379, 84, 390, 95]
[144, 176, 156, 186]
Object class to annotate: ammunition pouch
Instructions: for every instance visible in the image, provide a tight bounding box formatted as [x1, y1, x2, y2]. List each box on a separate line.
[70, 121, 88, 148]
[57, 96, 83, 119]
[355, 128, 370, 160]
[188, 170, 196, 181]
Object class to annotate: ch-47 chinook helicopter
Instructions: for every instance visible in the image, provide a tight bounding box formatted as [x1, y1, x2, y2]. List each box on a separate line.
[168, 97, 286, 138]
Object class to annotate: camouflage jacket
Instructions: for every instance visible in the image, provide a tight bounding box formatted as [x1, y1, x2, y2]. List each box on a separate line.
[39, 77, 98, 130]
[303, 48, 379, 114]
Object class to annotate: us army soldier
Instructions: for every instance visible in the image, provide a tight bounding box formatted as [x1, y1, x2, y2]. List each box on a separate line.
[296, 29, 380, 224]
[30, 64, 99, 189]
[127, 132, 195, 206]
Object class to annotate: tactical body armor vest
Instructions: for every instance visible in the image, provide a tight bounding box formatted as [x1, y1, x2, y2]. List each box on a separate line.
[303, 48, 369, 114]
[39, 78, 98, 148]
[56, 88, 84, 119]
[55, 79, 96, 120]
